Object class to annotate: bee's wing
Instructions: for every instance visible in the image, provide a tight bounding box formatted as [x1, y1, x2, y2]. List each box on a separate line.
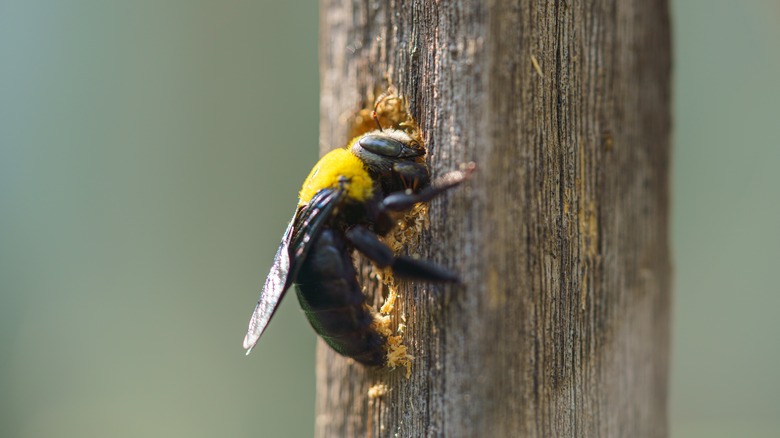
[243, 188, 345, 354]
[242, 216, 295, 354]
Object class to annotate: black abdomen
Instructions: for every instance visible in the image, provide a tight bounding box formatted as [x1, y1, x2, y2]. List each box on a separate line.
[294, 229, 385, 366]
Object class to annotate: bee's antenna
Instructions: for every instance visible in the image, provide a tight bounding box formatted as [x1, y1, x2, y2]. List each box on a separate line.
[371, 91, 389, 132]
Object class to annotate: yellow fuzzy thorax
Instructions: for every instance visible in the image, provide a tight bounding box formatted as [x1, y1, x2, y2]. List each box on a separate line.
[298, 147, 374, 206]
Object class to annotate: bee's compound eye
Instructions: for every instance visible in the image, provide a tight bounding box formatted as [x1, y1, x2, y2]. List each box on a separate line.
[359, 135, 404, 157]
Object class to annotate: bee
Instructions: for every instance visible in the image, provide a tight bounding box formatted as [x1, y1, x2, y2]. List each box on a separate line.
[243, 93, 474, 366]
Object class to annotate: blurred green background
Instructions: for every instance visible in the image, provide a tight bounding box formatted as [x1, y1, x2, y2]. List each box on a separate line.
[1, 1, 319, 437]
[1, 1, 778, 437]
[670, 1, 780, 437]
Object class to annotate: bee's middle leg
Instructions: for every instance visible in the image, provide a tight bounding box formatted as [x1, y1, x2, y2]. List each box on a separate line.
[345, 225, 459, 283]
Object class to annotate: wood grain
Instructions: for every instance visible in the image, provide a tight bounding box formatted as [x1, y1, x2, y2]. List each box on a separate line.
[317, 0, 671, 436]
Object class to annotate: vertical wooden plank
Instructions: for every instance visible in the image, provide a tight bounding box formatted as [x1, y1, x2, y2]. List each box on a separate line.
[317, 0, 671, 436]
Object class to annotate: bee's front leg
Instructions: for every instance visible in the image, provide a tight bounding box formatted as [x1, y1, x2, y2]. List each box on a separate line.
[383, 162, 476, 212]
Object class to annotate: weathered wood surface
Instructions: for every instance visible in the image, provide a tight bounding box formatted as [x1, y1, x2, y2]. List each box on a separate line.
[317, 0, 671, 436]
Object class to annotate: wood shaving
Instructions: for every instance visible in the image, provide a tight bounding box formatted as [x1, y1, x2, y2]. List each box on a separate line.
[368, 384, 389, 399]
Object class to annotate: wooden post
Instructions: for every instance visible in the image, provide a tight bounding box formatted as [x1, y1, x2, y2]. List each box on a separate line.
[317, 0, 671, 436]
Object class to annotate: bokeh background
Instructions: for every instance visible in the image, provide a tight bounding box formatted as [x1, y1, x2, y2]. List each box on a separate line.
[1, 1, 778, 437]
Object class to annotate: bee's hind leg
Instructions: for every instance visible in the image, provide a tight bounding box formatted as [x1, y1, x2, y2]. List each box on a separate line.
[345, 225, 459, 283]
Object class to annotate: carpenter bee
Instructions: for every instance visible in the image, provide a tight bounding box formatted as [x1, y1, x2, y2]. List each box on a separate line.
[243, 94, 473, 366]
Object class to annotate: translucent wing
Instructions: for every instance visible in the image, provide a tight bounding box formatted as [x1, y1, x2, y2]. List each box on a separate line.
[243, 188, 345, 354]
[242, 216, 295, 354]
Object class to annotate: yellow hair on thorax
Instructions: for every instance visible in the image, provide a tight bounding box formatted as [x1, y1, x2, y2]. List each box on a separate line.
[298, 148, 374, 206]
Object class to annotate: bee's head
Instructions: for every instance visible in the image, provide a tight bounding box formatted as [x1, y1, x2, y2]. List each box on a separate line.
[350, 129, 425, 171]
